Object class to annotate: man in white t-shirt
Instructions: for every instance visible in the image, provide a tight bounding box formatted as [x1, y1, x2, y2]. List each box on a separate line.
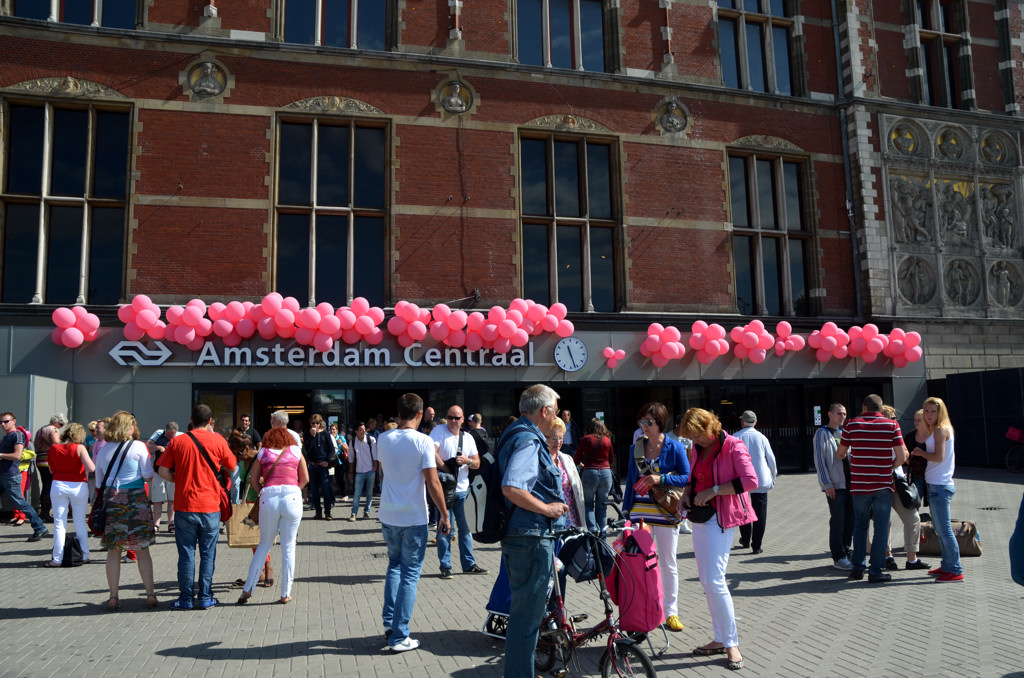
[431, 405, 488, 579]
[377, 393, 450, 653]
[147, 422, 183, 533]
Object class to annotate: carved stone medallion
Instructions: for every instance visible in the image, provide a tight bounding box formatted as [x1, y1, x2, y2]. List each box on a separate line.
[989, 261, 1022, 308]
[944, 259, 980, 306]
[898, 256, 936, 305]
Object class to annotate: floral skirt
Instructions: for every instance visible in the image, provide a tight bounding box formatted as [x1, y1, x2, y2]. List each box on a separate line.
[101, 487, 155, 550]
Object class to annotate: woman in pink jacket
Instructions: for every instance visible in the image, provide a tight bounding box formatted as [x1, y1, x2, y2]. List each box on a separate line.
[679, 408, 758, 671]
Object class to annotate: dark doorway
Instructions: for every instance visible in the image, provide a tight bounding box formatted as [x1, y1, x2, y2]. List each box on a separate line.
[253, 389, 311, 436]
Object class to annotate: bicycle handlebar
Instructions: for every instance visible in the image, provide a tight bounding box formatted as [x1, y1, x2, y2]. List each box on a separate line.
[553, 519, 627, 539]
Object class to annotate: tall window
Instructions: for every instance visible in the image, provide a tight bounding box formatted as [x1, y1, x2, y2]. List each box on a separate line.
[520, 134, 618, 313]
[12, 0, 137, 29]
[1, 102, 129, 305]
[914, 0, 968, 108]
[283, 0, 390, 50]
[276, 118, 387, 308]
[718, 0, 794, 95]
[516, 0, 607, 72]
[729, 154, 810, 316]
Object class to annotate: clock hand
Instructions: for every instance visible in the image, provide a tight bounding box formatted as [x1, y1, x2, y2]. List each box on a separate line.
[567, 347, 578, 369]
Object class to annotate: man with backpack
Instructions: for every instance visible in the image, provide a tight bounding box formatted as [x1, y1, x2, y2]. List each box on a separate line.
[497, 384, 568, 678]
[0, 413, 49, 542]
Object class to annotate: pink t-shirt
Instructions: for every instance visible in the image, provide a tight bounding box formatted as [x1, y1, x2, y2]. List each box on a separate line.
[259, 445, 301, 487]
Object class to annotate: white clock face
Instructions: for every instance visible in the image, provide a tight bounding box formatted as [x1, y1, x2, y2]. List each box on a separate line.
[554, 337, 588, 372]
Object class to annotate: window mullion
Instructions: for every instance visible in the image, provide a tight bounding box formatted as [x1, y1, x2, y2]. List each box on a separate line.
[77, 107, 98, 305]
[346, 122, 358, 304]
[34, 104, 55, 304]
[542, 0, 553, 68]
[93, 0, 101, 27]
[314, 0, 324, 47]
[764, 18, 778, 94]
[580, 140, 592, 311]
[737, 16, 751, 90]
[752, 234, 766, 314]
[546, 138, 558, 300]
[309, 120, 319, 306]
[572, 0, 584, 71]
[350, 0, 359, 49]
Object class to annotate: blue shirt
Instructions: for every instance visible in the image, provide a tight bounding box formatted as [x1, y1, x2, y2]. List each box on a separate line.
[499, 417, 566, 538]
[733, 426, 777, 493]
[0, 430, 27, 476]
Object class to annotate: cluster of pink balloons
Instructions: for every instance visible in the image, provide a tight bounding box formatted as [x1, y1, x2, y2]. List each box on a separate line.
[639, 323, 687, 368]
[880, 328, 924, 367]
[51, 306, 101, 348]
[118, 294, 171, 343]
[689, 321, 730, 365]
[772, 321, 807, 357]
[389, 298, 574, 354]
[250, 294, 385, 352]
[807, 322, 852, 362]
[602, 346, 627, 368]
[729, 320, 775, 364]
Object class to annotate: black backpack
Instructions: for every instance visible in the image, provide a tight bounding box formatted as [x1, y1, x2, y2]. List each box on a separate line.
[468, 420, 545, 544]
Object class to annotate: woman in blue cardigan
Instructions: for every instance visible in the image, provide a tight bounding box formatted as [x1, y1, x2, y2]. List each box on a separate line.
[622, 401, 691, 632]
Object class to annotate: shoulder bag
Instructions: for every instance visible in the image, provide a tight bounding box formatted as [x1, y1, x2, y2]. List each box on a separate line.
[87, 441, 129, 537]
[893, 471, 922, 509]
[632, 437, 685, 525]
[227, 460, 261, 548]
[245, 448, 288, 526]
[684, 435, 725, 524]
[188, 432, 232, 522]
[430, 432, 461, 513]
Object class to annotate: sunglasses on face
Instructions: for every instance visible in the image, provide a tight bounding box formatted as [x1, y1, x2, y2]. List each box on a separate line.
[638, 419, 656, 427]
[0, 420, 11, 425]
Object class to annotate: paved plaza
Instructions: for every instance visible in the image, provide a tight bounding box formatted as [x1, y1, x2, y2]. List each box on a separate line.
[2, 469, 1023, 678]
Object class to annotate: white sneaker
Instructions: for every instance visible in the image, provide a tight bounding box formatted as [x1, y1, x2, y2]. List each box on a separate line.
[390, 637, 420, 653]
[678, 520, 692, 534]
[833, 557, 854, 571]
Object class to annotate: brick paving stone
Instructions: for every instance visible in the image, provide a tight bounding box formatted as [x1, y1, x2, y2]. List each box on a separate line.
[1, 470, 1022, 677]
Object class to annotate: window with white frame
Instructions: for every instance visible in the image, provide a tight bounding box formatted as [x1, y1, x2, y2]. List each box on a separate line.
[913, 0, 971, 109]
[516, 0, 608, 72]
[275, 117, 387, 308]
[718, 0, 795, 95]
[282, 0, 391, 50]
[12, 0, 137, 29]
[519, 133, 619, 313]
[1, 101, 130, 305]
[729, 153, 811, 316]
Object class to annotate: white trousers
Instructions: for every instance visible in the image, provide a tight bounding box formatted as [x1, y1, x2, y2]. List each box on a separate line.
[243, 485, 302, 597]
[50, 480, 90, 563]
[692, 522, 739, 647]
[651, 523, 679, 617]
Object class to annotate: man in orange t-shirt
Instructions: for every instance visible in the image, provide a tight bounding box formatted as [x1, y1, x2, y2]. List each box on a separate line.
[157, 404, 236, 610]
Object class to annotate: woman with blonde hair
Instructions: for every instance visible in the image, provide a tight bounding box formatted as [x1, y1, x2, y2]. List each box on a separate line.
[679, 408, 758, 671]
[44, 422, 95, 566]
[94, 411, 157, 610]
[911, 396, 963, 582]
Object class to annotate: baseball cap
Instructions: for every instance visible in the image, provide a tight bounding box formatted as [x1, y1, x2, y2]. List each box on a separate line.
[740, 410, 757, 424]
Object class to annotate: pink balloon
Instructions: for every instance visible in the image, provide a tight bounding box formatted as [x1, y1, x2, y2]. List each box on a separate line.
[236, 318, 256, 338]
[789, 335, 806, 350]
[734, 344, 750, 359]
[506, 309, 524, 326]
[648, 323, 666, 336]
[70, 305, 88, 320]
[208, 302, 226, 322]
[397, 332, 416, 348]
[775, 341, 786, 357]
[257, 317, 277, 340]
[776, 321, 792, 339]
[212, 318, 232, 337]
[606, 358, 619, 368]
[281, 296, 300, 313]
[223, 301, 244, 323]
[890, 328, 906, 341]
[661, 342, 682, 360]
[614, 349, 625, 360]
[62, 327, 84, 348]
[430, 321, 450, 341]
[407, 320, 427, 341]
[350, 297, 370, 316]
[398, 303, 419, 323]
[78, 313, 100, 333]
[133, 308, 156, 331]
[639, 342, 654, 358]
[730, 326, 744, 343]
[187, 336, 206, 352]
[662, 326, 682, 343]
[445, 329, 467, 348]
[295, 327, 316, 345]
[488, 306, 507, 324]
[904, 332, 921, 348]
[757, 332, 774, 350]
[337, 309, 357, 330]
[603, 347, 615, 359]
[368, 307, 385, 326]
[862, 323, 879, 340]
[465, 332, 484, 351]
[549, 303, 568, 321]
[821, 322, 838, 337]
[850, 337, 867, 354]
[510, 298, 529, 314]
[131, 295, 153, 313]
[341, 328, 360, 344]
[750, 347, 767, 364]
[123, 322, 144, 341]
[52, 307, 77, 329]
[147, 323, 165, 340]
[747, 319, 764, 333]
[117, 305, 136, 324]
[893, 355, 909, 368]
[83, 328, 99, 342]
[480, 323, 499, 343]
[387, 316, 408, 335]
[705, 324, 725, 341]
[906, 346, 923, 361]
[355, 315, 375, 335]
[696, 351, 715, 365]
[319, 315, 341, 335]
[833, 345, 849, 359]
[540, 315, 559, 333]
[261, 293, 283, 315]
[174, 324, 196, 344]
[182, 305, 204, 327]
[821, 336, 838, 352]
[526, 304, 547, 323]
[316, 302, 335, 318]
[365, 327, 384, 345]
[652, 353, 669, 368]
[689, 334, 707, 351]
[555, 319, 574, 338]
[299, 308, 320, 329]
[467, 311, 486, 331]
[511, 329, 530, 347]
[447, 310, 467, 330]
[866, 337, 884, 354]
[742, 332, 759, 349]
[433, 304, 452, 322]
[195, 318, 213, 337]
[490, 337, 509, 353]
[643, 336, 663, 354]
[165, 305, 184, 325]
[498, 319, 517, 339]
[51, 327, 64, 345]
[848, 325, 863, 340]
[815, 348, 832, 363]
[275, 308, 295, 329]
[186, 298, 207, 315]
[861, 351, 878, 363]
[222, 331, 242, 348]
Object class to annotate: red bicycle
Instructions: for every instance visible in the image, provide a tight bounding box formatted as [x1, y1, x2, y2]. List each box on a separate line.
[535, 525, 656, 678]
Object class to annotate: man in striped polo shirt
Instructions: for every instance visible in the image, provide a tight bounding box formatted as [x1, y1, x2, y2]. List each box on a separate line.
[837, 394, 908, 583]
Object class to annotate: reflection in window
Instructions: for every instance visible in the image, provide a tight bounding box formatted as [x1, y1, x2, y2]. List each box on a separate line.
[284, 0, 390, 50]
[1, 103, 129, 305]
[729, 153, 810, 316]
[717, 0, 794, 95]
[276, 118, 388, 307]
[520, 134, 619, 312]
[915, 0, 966, 108]
[13, 0, 137, 28]
[517, 0, 607, 72]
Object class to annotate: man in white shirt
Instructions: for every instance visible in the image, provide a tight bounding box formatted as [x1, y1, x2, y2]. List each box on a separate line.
[431, 405, 488, 579]
[348, 421, 378, 521]
[733, 410, 778, 554]
[147, 422, 183, 532]
[377, 393, 450, 653]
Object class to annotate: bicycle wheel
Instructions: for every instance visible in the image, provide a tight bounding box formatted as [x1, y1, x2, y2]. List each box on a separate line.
[535, 629, 572, 672]
[1008, 445, 1024, 473]
[599, 640, 656, 678]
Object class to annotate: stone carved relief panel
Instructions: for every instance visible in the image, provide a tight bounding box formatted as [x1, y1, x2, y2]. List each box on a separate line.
[898, 256, 937, 305]
[944, 258, 981, 306]
[989, 261, 1023, 308]
[981, 183, 1017, 250]
[935, 179, 974, 248]
[889, 175, 934, 245]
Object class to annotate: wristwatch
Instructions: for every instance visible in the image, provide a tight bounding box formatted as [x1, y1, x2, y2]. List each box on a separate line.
[712, 484, 720, 495]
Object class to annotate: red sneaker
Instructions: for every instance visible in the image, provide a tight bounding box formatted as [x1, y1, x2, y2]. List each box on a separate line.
[927, 567, 945, 576]
[935, 572, 964, 582]
[127, 550, 138, 562]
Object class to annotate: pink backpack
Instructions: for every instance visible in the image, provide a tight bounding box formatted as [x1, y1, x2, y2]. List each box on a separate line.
[606, 525, 664, 633]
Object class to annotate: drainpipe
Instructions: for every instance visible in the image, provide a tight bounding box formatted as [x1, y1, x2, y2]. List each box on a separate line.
[831, 0, 864, 318]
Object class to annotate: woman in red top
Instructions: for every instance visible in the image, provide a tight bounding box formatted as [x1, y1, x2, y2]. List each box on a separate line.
[45, 422, 95, 567]
[573, 418, 615, 534]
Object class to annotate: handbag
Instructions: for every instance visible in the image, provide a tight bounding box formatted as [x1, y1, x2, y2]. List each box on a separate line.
[226, 503, 261, 548]
[683, 435, 724, 524]
[919, 518, 982, 557]
[62, 532, 84, 567]
[430, 432, 462, 512]
[245, 449, 287, 527]
[87, 441, 129, 537]
[893, 472, 922, 509]
[188, 432, 232, 522]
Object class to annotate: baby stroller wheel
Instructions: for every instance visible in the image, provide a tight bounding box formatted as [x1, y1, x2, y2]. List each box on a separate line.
[484, 613, 508, 639]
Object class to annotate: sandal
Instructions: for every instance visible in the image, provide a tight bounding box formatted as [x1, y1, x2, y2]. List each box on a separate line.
[167, 522, 175, 533]
[279, 596, 292, 604]
[726, 658, 744, 671]
[693, 645, 727, 657]
[43, 561, 62, 568]
[106, 597, 120, 612]
[237, 590, 252, 605]
[14, 519, 25, 527]
[146, 594, 159, 609]
[231, 578, 246, 588]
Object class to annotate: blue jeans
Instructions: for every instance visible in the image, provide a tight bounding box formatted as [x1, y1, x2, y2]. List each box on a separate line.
[174, 511, 220, 604]
[851, 490, 893, 576]
[501, 535, 555, 678]
[381, 523, 428, 646]
[0, 472, 46, 533]
[352, 471, 375, 516]
[438, 490, 475, 571]
[927, 484, 963, 575]
[826, 488, 853, 562]
[580, 468, 612, 533]
[308, 465, 333, 514]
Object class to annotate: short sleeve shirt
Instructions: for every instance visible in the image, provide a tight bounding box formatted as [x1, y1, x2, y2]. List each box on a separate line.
[840, 412, 902, 494]
[376, 428, 436, 527]
[157, 429, 237, 512]
[430, 426, 478, 492]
